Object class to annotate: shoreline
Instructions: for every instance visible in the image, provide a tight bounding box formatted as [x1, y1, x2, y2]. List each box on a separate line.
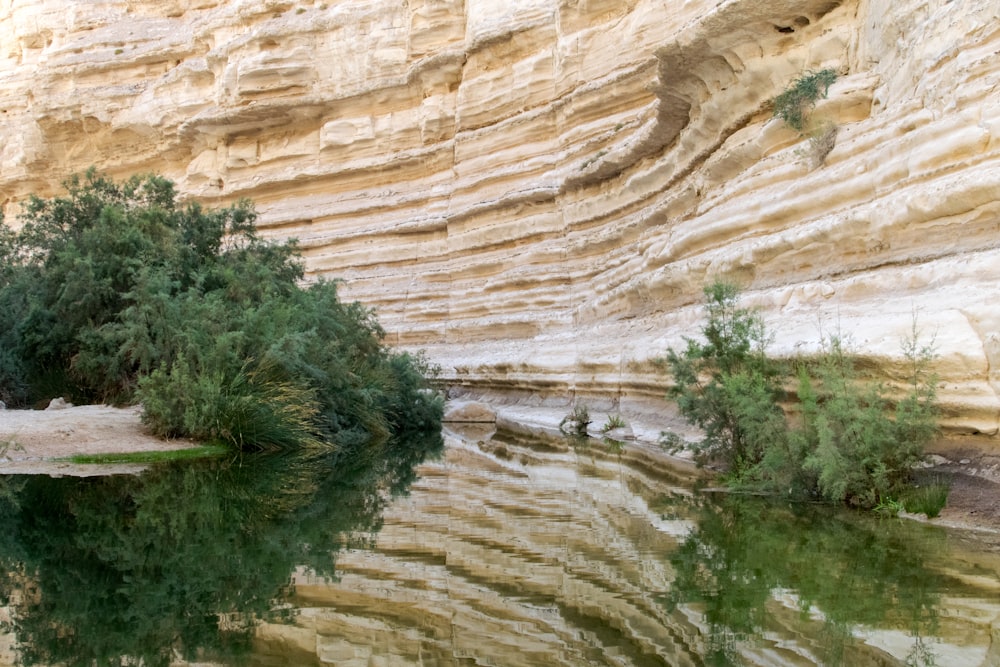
[0, 404, 198, 476]
[462, 400, 1000, 536]
[2, 401, 998, 534]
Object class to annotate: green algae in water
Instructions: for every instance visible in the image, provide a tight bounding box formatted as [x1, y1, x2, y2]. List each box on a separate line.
[56, 444, 229, 465]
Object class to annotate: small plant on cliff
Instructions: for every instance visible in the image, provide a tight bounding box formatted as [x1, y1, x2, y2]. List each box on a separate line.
[560, 404, 591, 438]
[0, 169, 443, 452]
[601, 413, 627, 432]
[773, 68, 837, 132]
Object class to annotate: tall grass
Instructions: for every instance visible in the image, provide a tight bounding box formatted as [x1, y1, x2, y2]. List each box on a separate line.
[140, 361, 327, 452]
[900, 478, 950, 518]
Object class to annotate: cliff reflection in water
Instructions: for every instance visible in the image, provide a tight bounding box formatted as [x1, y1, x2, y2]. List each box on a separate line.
[1, 426, 999, 666]
[0, 432, 444, 666]
[259, 427, 1000, 667]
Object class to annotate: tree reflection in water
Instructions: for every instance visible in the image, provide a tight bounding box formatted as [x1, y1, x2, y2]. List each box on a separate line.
[662, 493, 968, 667]
[0, 431, 443, 667]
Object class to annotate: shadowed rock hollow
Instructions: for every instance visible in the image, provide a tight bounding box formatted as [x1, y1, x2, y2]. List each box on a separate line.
[0, 0, 998, 445]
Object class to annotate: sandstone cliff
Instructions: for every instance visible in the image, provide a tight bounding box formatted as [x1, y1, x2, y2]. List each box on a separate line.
[1, 0, 998, 440]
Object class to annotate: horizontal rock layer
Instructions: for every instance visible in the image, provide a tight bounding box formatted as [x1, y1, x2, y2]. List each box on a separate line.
[0, 0, 998, 440]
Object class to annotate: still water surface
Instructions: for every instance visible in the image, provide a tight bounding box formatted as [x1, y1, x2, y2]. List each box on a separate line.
[0, 425, 998, 666]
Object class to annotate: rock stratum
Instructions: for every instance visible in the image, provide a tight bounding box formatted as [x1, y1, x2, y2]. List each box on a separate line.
[1, 0, 998, 442]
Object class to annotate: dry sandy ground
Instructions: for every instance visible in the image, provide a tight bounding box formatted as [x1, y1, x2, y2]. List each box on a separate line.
[0, 404, 198, 476]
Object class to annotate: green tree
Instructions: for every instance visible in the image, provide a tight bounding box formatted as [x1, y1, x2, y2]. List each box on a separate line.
[659, 281, 787, 475]
[0, 170, 442, 451]
[660, 281, 940, 509]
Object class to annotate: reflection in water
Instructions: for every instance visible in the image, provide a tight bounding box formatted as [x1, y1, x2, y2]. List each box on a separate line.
[0, 432, 443, 666]
[258, 428, 1000, 667]
[663, 494, 955, 666]
[1, 427, 999, 666]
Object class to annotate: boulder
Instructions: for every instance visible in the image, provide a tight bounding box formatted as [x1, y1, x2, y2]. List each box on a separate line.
[443, 401, 496, 423]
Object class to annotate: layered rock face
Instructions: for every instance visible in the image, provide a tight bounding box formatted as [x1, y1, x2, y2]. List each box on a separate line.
[1, 0, 998, 439]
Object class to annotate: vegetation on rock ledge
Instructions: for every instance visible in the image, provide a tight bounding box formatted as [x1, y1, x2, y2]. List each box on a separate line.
[0, 170, 442, 452]
[772, 68, 837, 132]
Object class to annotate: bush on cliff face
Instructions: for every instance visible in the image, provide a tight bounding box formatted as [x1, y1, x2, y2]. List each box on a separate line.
[772, 68, 837, 132]
[0, 170, 442, 451]
[660, 280, 939, 509]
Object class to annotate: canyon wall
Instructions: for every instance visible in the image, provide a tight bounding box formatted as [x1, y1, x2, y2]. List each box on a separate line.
[1, 0, 998, 439]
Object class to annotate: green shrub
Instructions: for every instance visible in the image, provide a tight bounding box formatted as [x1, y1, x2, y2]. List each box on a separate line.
[660, 281, 940, 510]
[773, 68, 837, 132]
[0, 170, 442, 451]
[0, 348, 27, 407]
[794, 334, 937, 508]
[658, 281, 787, 474]
[0, 225, 32, 406]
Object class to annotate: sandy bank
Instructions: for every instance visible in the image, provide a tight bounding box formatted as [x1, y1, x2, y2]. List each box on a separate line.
[0, 404, 198, 476]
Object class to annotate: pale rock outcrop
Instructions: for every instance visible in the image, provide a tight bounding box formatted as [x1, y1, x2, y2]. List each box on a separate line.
[0, 0, 998, 443]
[442, 400, 497, 423]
